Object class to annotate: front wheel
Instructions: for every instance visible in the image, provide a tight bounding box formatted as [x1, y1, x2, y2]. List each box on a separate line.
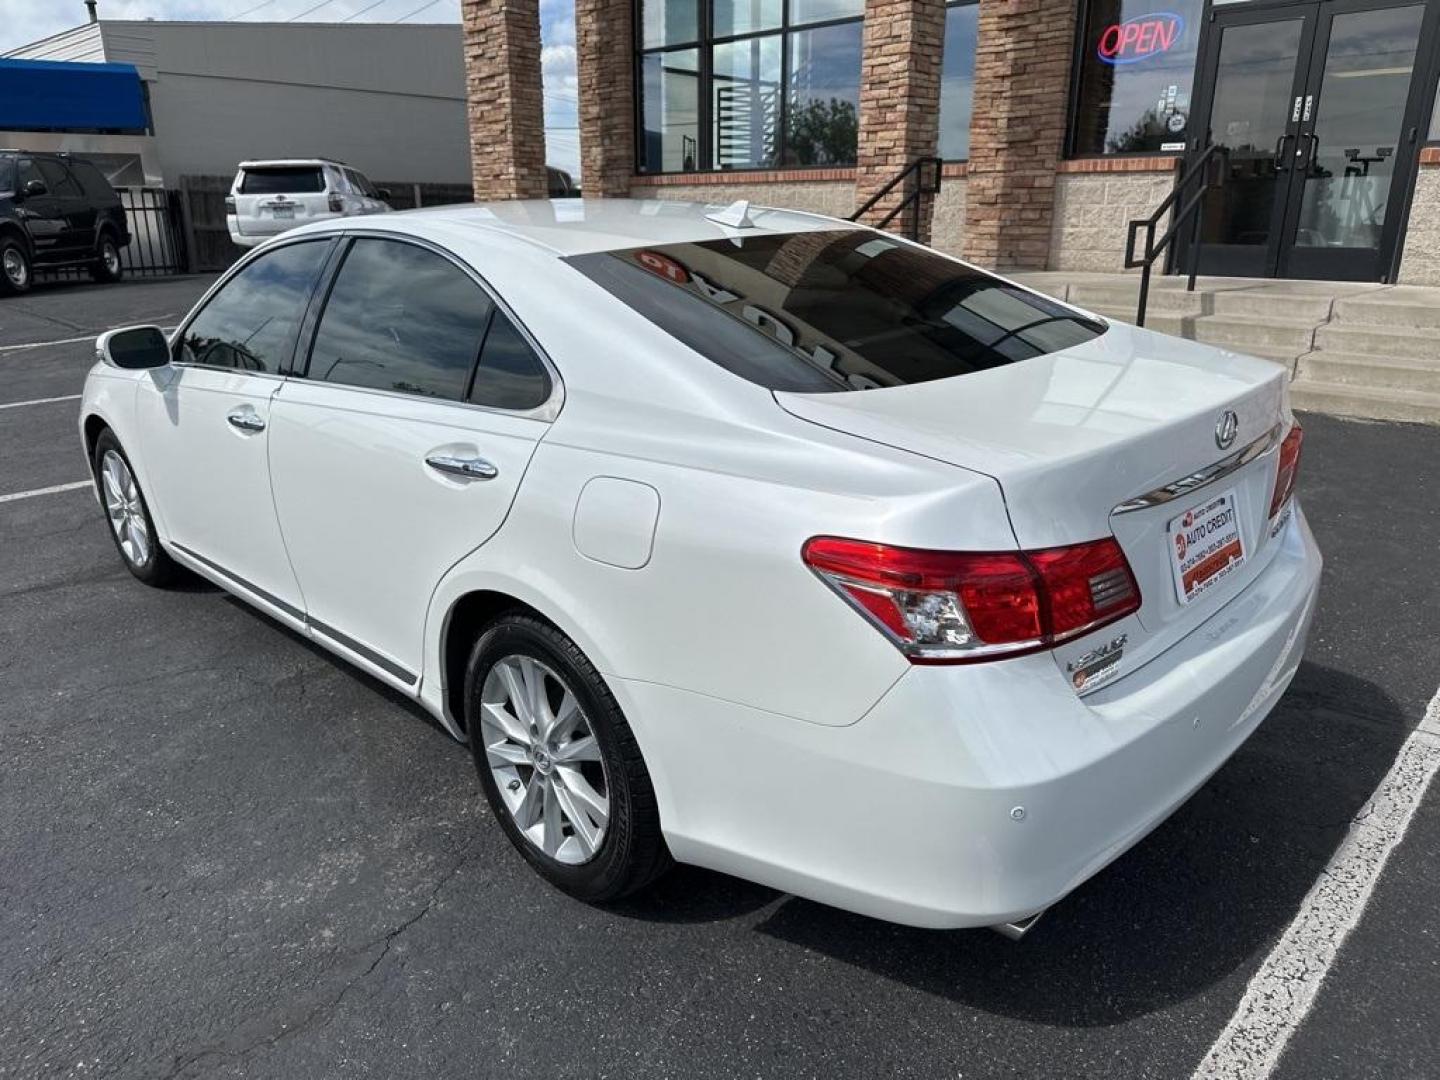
[0, 236, 32, 295]
[90, 234, 123, 283]
[93, 429, 179, 586]
[464, 614, 670, 902]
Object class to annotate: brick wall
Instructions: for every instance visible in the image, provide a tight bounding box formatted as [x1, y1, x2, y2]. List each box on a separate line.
[854, 0, 946, 240]
[462, 0, 547, 200]
[576, 0, 634, 197]
[629, 173, 858, 219]
[964, 0, 1076, 269]
[1048, 158, 1178, 272]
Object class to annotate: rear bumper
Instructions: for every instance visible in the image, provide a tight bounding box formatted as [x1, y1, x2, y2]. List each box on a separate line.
[623, 504, 1321, 928]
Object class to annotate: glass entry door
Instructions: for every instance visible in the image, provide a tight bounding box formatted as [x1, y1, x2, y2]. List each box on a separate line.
[1188, 0, 1434, 281]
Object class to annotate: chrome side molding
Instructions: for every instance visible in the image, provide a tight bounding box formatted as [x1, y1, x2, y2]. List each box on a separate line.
[1113, 423, 1282, 515]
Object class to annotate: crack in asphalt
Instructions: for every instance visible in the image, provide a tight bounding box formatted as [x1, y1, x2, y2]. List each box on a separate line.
[154, 847, 477, 1079]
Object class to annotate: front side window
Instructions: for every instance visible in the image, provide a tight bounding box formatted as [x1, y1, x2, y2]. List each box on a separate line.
[1071, 0, 1204, 156]
[636, 0, 863, 173]
[71, 160, 116, 200]
[16, 159, 40, 192]
[180, 241, 330, 372]
[37, 160, 81, 198]
[307, 239, 494, 400]
[567, 230, 1104, 392]
[939, 1, 979, 160]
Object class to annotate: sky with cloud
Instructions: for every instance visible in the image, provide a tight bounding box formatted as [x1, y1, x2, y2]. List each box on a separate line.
[0, 0, 581, 176]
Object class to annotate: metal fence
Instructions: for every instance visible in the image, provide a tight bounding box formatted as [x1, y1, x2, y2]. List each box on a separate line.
[38, 187, 188, 282]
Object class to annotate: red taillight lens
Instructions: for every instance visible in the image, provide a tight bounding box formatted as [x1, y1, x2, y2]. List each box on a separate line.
[224, 196, 236, 215]
[802, 536, 1139, 664]
[1269, 422, 1303, 519]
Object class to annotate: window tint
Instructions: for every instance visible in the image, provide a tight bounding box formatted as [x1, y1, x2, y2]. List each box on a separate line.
[37, 160, 81, 197]
[0, 158, 14, 193]
[16, 160, 40, 191]
[180, 241, 329, 372]
[239, 166, 325, 194]
[346, 169, 380, 198]
[308, 239, 493, 400]
[469, 310, 550, 411]
[70, 160, 116, 200]
[567, 230, 1106, 393]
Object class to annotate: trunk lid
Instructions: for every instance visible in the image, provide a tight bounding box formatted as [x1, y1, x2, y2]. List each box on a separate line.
[776, 322, 1293, 680]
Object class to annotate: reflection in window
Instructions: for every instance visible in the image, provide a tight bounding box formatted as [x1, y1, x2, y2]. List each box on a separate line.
[308, 239, 492, 400]
[640, 50, 701, 173]
[469, 311, 551, 411]
[939, 1, 978, 160]
[786, 22, 862, 166]
[181, 241, 328, 373]
[713, 0, 781, 39]
[1071, 0, 1204, 155]
[643, 0, 698, 49]
[637, 0, 861, 173]
[714, 35, 783, 170]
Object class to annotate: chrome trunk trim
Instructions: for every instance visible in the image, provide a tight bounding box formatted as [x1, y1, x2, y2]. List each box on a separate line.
[1112, 423, 1283, 515]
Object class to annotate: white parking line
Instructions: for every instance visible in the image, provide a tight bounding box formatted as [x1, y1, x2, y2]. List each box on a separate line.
[0, 480, 93, 505]
[0, 394, 82, 411]
[1194, 686, 1440, 1080]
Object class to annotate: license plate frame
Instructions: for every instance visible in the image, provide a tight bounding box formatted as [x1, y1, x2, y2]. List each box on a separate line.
[270, 205, 295, 220]
[1168, 488, 1246, 605]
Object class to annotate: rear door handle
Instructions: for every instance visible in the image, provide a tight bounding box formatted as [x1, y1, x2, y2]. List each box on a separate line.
[425, 454, 498, 481]
[226, 409, 265, 432]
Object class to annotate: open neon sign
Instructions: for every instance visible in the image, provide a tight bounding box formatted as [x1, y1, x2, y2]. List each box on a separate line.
[1097, 12, 1185, 65]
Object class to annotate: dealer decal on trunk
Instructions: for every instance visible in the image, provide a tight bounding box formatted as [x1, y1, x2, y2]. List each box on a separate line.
[1169, 489, 1246, 605]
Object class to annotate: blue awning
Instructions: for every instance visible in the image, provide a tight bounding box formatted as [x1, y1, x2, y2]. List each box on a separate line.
[0, 58, 148, 133]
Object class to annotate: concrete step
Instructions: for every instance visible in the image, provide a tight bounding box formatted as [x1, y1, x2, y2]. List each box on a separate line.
[1313, 322, 1440, 361]
[1189, 314, 1319, 354]
[1088, 306, 1187, 335]
[1068, 282, 1209, 317]
[1297, 351, 1440, 395]
[1332, 295, 1440, 330]
[1210, 290, 1337, 322]
[1289, 380, 1440, 424]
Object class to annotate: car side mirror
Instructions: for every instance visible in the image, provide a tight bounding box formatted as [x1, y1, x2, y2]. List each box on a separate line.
[98, 326, 171, 370]
[377, 188, 392, 201]
[22, 179, 47, 198]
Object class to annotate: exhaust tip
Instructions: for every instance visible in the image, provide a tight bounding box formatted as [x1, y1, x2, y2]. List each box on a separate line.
[991, 911, 1044, 941]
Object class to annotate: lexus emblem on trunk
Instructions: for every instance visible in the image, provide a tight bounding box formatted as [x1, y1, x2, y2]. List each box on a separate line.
[1215, 410, 1239, 450]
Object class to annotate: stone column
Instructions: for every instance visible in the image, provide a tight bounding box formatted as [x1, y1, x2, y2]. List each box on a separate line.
[575, 0, 635, 197]
[462, 0, 548, 201]
[963, 0, 1076, 269]
[854, 0, 946, 242]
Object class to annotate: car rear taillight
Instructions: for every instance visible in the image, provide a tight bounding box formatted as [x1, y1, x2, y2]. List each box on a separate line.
[1269, 422, 1303, 519]
[802, 536, 1140, 664]
[328, 193, 344, 212]
[224, 196, 236, 215]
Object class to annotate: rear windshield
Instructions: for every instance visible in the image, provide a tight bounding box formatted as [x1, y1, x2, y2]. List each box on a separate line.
[239, 166, 326, 195]
[566, 230, 1105, 393]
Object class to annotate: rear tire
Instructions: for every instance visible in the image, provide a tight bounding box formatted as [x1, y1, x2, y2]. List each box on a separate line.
[93, 429, 179, 587]
[464, 614, 671, 902]
[90, 234, 123, 284]
[0, 236, 32, 295]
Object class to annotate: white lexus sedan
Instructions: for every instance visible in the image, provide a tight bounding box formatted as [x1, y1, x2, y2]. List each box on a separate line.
[79, 200, 1319, 936]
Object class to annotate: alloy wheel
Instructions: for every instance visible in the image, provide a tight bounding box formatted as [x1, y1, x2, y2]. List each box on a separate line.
[3, 247, 28, 289]
[102, 241, 120, 276]
[479, 654, 610, 865]
[100, 450, 150, 567]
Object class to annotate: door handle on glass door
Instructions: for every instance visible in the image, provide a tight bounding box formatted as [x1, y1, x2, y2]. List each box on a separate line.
[226, 409, 265, 432]
[425, 454, 499, 480]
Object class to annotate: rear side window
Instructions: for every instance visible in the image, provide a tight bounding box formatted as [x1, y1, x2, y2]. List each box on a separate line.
[566, 230, 1105, 392]
[70, 160, 116, 200]
[344, 168, 379, 198]
[239, 166, 325, 195]
[0, 158, 14, 192]
[307, 238, 494, 400]
[179, 240, 330, 372]
[469, 310, 551, 411]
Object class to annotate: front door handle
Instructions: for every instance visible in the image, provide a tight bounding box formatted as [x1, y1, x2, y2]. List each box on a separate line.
[425, 454, 498, 481]
[226, 409, 265, 432]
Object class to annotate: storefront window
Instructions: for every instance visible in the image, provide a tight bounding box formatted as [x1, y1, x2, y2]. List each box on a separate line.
[636, 0, 863, 172]
[1071, 0, 1205, 155]
[939, 0, 978, 160]
[641, 49, 701, 172]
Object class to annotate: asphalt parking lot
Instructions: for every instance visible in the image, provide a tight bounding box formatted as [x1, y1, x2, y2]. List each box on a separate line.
[2, 274, 1438, 1080]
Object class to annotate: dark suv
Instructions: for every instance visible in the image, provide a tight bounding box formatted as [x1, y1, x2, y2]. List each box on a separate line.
[0, 152, 130, 295]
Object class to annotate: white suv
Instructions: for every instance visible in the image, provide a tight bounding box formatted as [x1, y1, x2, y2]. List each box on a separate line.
[226, 159, 390, 249]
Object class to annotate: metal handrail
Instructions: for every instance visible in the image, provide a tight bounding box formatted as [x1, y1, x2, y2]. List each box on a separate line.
[1123, 144, 1230, 327]
[848, 157, 943, 241]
